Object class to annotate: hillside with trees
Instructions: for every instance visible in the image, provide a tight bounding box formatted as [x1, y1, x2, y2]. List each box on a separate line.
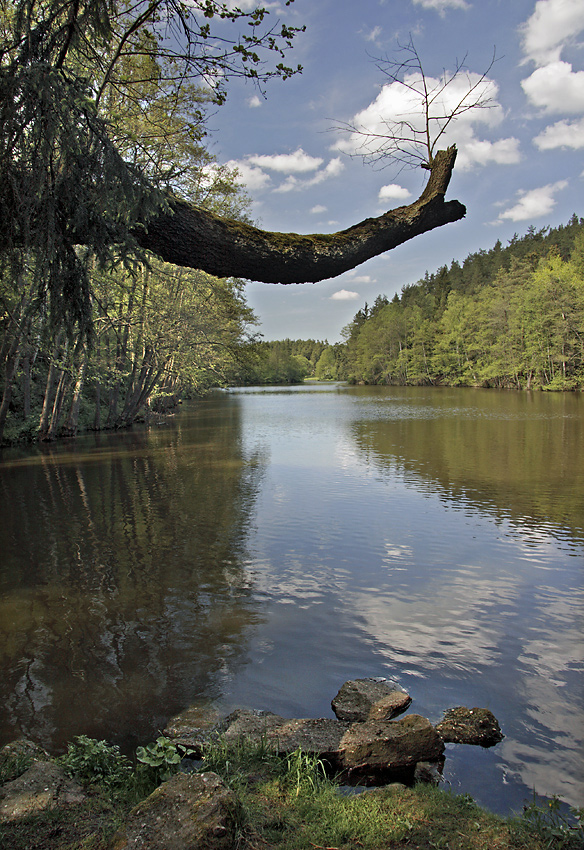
[338, 215, 584, 391]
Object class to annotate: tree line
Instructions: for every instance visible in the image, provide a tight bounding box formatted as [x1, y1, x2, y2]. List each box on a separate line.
[297, 215, 584, 391]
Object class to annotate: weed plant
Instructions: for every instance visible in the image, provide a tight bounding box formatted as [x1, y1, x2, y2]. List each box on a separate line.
[2, 734, 582, 850]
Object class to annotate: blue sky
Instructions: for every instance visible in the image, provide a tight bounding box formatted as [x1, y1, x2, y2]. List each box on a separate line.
[209, 0, 584, 342]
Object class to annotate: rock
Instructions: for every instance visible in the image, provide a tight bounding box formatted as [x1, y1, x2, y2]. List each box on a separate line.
[110, 771, 238, 850]
[218, 710, 350, 769]
[435, 707, 504, 748]
[338, 715, 445, 785]
[414, 760, 444, 785]
[0, 761, 85, 821]
[164, 705, 222, 749]
[367, 693, 413, 721]
[331, 679, 411, 722]
[0, 738, 49, 782]
[219, 709, 289, 742]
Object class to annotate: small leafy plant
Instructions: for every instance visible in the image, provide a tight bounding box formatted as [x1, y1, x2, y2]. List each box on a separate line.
[59, 735, 132, 791]
[136, 736, 189, 784]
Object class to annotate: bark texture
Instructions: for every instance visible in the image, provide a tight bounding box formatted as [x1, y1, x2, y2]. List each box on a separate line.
[135, 146, 464, 283]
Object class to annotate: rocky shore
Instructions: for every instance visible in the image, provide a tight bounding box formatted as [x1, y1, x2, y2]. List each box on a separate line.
[0, 678, 505, 850]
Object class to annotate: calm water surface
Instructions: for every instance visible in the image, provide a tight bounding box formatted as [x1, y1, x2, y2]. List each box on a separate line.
[0, 385, 582, 815]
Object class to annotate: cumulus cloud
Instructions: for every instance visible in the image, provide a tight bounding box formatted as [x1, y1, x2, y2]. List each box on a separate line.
[521, 61, 584, 113]
[333, 71, 520, 170]
[330, 289, 360, 301]
[223, 148, 344, 196]
[378, 184, 412, 201]
[412, 0, 470, 11]
[247, 95, 263, 108]
[307, 157, 345, 184]
[520, 0, 584, 66]
[519, 3, 584, 152]
[248, 148, 324, 173]
[224, 159, 271, 191]
[496, 180, 568, 222]
[534, 116, 584, 149]
[347, 275, 374, 284]
[454, 132, 522, 169]
[310, 205, 327, 214]
[273, 157, 345, 192]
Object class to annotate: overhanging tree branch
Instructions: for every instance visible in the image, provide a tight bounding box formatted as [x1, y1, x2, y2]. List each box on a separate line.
[133, 146, 465, 284]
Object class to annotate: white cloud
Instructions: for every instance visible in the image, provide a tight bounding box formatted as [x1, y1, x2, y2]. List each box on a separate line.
[224, 159, 271, 191]
[521, 61, 584, 113]
[310, 205, 327, 214]
[248, 148, 323, 173]
[333, 71, 519, 171]
[455, 133, 522, 169]
[247, 95, 263, 108]
[364, 25, 382, 42]
[306, 157, 345, 185]
[347, 275, 374, 284]
[412, 0, 470, 11]
[378, 184, 412, 201]
[520, 0, 584, 66]
[534, 116, 584, 149]
[274, 175, 299, 193]
[330, 289, 360, 301]
[496, 180, 568, 222]
[274, 157, 345, 192]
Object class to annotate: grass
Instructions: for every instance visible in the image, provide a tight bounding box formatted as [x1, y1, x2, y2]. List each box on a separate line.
[0, 736, 582, 850]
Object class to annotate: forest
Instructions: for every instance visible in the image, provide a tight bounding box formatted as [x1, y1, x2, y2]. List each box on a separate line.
[259, 215, 584, 392]
[0, 0, 291, 445]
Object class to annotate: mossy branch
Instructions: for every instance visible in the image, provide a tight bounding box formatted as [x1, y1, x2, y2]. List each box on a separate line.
[134, 146, 465, 284]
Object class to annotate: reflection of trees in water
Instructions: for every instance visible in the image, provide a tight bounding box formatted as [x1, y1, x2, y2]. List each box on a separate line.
[0, 397, 265, 752]
[349, 392, 584, 543]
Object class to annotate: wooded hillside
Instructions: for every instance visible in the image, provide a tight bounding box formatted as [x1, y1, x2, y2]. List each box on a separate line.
[334, 215, 584, 390]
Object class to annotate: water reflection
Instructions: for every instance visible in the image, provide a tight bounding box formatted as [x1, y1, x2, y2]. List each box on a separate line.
[0, 385, 582, 817]
[338, 387, 584, 807]
[0, 397, 265, 752]
[347, 385, 584, 543]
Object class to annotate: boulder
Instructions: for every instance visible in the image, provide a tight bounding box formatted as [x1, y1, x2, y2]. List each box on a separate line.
[414, 760, 443, 785]
[367, 693, 413, 721]
[331, 679, 411, 722]
[435, 707, 504, 747]
[0, 738, 49, 783]
[0, 761, 85, 821]
[164, 705, 222, 750]
[110, 772, 238, 850]
[218, 710, 350, 769]
[338, 715, 445, 785]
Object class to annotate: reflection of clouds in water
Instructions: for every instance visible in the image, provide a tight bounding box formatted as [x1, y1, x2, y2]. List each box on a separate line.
[333, 434, 367, 474]
[353, 577, 583, 805]
[350, 575, 518, 674]
[501, 738, 583, 808]
[507, 592, 584, 803]
[382, 542, 414, 566]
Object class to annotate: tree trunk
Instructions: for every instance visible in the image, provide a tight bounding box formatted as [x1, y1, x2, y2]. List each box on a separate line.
[62, 346, 89, 437]
[134, 147, 464, 283]
[38, 334, 64, 439]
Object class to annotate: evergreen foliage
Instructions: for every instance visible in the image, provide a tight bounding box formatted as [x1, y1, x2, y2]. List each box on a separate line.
[0, 0, 304, 443]
[340, 216, 584, 390]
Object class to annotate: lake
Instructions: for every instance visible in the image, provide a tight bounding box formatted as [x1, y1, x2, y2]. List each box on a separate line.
[0, 384, 582, 816]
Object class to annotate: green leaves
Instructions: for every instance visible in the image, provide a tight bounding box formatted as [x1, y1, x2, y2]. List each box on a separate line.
[136, 736, 185, 782]
[59, 735, 133, 790]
